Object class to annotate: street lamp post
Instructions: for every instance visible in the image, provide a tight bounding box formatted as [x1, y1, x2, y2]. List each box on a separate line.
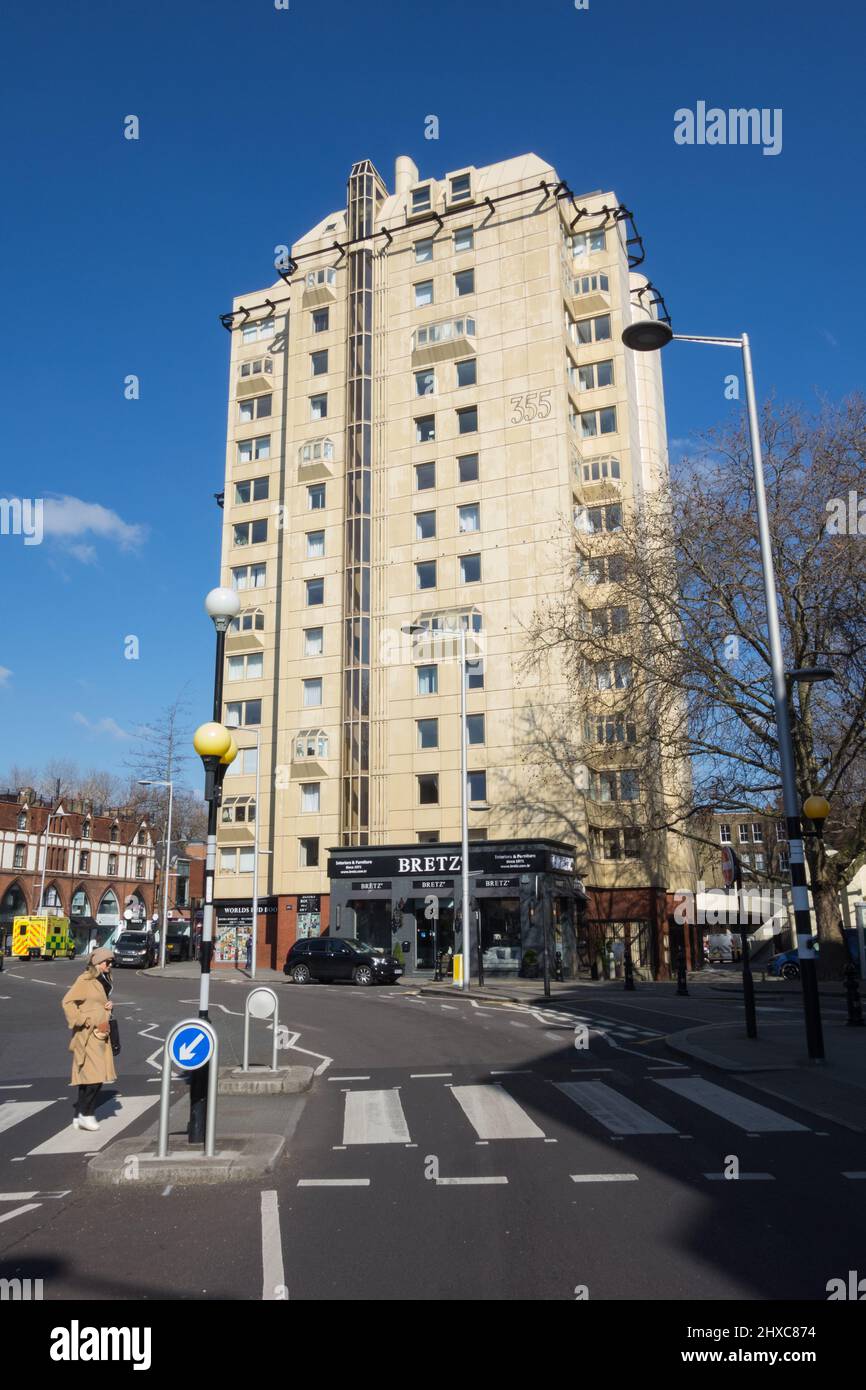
[37, 809, 65, 916]
[138, 779, 173, 970]
[623, 319, 825, 1060]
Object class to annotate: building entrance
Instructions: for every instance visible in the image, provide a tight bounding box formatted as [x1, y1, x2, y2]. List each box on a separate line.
[404, 896, 455, 972]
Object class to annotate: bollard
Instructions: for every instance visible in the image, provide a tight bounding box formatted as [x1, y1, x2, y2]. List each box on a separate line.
[243, 987, 280, 1071]
[554, 951, 564, 983]
[844, 963, 864, 1027]
[676, 949, 689, 996]
[623, 952, 635, 991]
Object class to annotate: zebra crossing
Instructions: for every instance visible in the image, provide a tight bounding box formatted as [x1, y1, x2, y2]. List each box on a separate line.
[0, 1092, 158, 1161]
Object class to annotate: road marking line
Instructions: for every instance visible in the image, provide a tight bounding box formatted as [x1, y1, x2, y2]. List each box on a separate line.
[451, 1085, 546, 1140]
[162, 1185, 172, 1196]
[544, 1138, 558, 1144]
[298, 1179, 370, 1187]
[704, 1173, 774, 1181]
[490, 1069, 532, 1075]
[509, 1022, 529, 1029]
[570, 1173, 639, 1183]
[0, 1202, 41, 1224]
[0, 1085, 32, 1090]
[0, 1192, 38, 1200]
[554, 1081, 677, 1135]
[655, 1077, 810, 1133]
[28, 1095, 159, 1155]
[329, 1076, 370, 1082]
[436, 1176, 508, 1186]
[343, 1089, 411, 1145]
[410, 1073, 453, 1078]
[261, 1190, 287, 1301]
[286, 1042, 332, 1075]
[440, 1004, 459, 1010]
[570, 1067, 613, 1072]
[0, 1100, 56, 1135]
[842, 1172, 866, 1179]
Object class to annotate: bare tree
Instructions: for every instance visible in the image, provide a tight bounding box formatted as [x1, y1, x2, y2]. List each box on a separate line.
[124, 694, 205, 875]
[521, 395, 866, 962]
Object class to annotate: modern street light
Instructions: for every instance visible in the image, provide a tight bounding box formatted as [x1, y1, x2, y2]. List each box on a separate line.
[138, 778, 173, 970]
[37, 808, 65, 916]
[622, 320, 825, 1060]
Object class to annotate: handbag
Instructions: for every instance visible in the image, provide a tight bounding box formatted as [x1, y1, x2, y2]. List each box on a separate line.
[109, 1018, 121, 1057]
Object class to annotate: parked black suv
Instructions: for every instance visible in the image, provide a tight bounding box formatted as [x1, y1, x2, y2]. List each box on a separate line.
[284, 937, 403, 986]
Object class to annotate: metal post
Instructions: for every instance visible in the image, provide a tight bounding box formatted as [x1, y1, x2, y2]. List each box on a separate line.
[741, 334, 824, 1061]
[736, 861, 758, 1038]
[159, 782, 173, 971]
[856, 904, 866, 985]
[250, 728, 261, 980]
[38, 811, 61, 917]
[159, 1020, 219, 1159]
[844, 964, 864, 1027]
[540, 878, 551, 999]
[242, 987, 280, 1071]
[458, 622, 470, 991]
[676, 947, 689, 995]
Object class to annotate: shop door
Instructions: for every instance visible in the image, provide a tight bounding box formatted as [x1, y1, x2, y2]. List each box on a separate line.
[410, 897, 454, 971]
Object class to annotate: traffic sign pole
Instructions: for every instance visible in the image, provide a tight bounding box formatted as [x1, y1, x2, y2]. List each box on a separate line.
[724, 848, 757, 1040]
[159, 1019, 219, 1159]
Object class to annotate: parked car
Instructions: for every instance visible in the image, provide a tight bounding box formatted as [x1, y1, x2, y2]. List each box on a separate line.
[284, 937, 403, 985]
[164, 927, 190, 961]
[114, 930, 158, 969]
[766, 949, 800, 980]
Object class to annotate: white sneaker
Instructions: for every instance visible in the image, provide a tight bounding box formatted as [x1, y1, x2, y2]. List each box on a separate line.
[78, 1115, 100, 1132]
[72, 1116, 80, 1129]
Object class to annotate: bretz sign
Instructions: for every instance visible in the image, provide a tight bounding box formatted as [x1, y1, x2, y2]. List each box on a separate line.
[328, 845, 576, 880]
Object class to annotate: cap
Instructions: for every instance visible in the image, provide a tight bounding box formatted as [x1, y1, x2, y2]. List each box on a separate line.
[91, 948, 115, 965]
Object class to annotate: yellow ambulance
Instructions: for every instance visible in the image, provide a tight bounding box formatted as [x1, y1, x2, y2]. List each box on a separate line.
[12, 915, 77, 960]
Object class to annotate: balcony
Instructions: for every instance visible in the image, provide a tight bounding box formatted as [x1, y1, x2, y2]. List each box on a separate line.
[573, 455, 623, 504]
[302, 266, 338, 308]
[568, 272, 611, 317]
[411, 316, 476, 368]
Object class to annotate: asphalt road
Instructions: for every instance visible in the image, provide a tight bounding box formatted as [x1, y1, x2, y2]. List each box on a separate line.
[1, 960, 864, 1301]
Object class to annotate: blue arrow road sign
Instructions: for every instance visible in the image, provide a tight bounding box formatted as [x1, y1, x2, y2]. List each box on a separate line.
[169, 1024, 214, 1071]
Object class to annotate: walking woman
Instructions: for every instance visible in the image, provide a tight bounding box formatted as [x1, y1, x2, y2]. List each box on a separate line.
[61, 947, 116, 1132]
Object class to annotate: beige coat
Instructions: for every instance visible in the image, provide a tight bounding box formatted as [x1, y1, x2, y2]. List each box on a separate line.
[61, 971, 117, 1086]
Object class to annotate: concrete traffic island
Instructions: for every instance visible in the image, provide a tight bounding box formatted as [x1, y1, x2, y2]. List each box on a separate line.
[87, 1133, 286, 1185]
[218, 1064, 314, 1095]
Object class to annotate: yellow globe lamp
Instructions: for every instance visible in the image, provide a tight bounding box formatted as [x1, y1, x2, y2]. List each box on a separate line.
[803, 794, 830, 824]
[193, 722, 233, 760]
[221, 736, 238, 767]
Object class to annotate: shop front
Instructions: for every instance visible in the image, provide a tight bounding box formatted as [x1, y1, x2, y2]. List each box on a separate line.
[327, 840, 585, 978]
[213, 896, 278, 966]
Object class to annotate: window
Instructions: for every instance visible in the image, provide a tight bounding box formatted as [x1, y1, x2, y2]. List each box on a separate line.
[453, 226, 474, 253]
[467, 713, 485, 745]
[299, 439, 334, 465]
[411, 185, 431, 214]
[581, 406, 617, 438]
[301, 783, 321, 814]
[305, 267, 337, 288]
[240, 357, 273, 377]
[460, 553, 481, 583]
[81, 819, 90, 839]
[778, 849, 789, 872]
[107, 853, 118, 875]
[13, 843, 25, 868]
[458, 453, 479, 483]
[458, 503, 480, 533]
[457, 406, 478, 435]
[719, 824, 732, 843]
[456, 359, 476, 388]
[752, 823, 764, 843]
[312, 308, 329, 333]
[16, 811, 26, 831]
[304, 627, 323, 656]
[450, 173, 471, 202]
[468, 771, 486, 803]
[299, 837, 319, 868]
[238, 394, 272, 421]
[415, 369, 435, 397]
[577, 361, 614, 392]
[234, 477, 269, 504]
[777, 820, 787, 840]
[231, 563, 266, 590]
[465, 657, 484, 690]
[415, 238, 434, 264]
[415, 462, 436, 490]
[220, 849, 237, 873]
[306, 578, 324, 606]
[306, 530, 325, 559]
[225, 746, 259, 777]
[415, 280, 434, 308]
[227, 652, 263, 681]
[303, 678, 323, 708]
[413, 317, 476, 350]
[586, 716, 637, 745]
[311, 350, 329, 376]
[754, 852, 766, 872]
[307, 483, 326, 510]
[418, 774, 439, 805]
[241, 318, 275, 343]
[310, 394, 327, 421]
[233, 519, 268, 547]
[455, 269, 474, 297]
[221, 796, 256, 825]
[623, 828, 641, 859]
[739, 824, 750, 844]
[110, 825, 119, 843]
[417, 664, 438, 695]
[416, 560, 437, 590]
[577, 503, 622, 534]
[620, 770, 639, 801]
[415, 510, 436, 540]
[230, 607, 265, 634]
[417, 718, 438, 749]
[415, 415, 435, 443]
[573, 273, 610, 297]
[576, 313, 611, 345]
[135, 857, 145, 877]
[237, 436, 270, 463]
[581, 456, 621, 484]
[418, 832, 440, 844]
[591, 605, 628, 635]
[294, 730, 329, 760]
[572, 227, 606, 257]
[225, 699, 262, 727]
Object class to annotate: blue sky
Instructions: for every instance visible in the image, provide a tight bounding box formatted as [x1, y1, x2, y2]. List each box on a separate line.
[1, 0, 862, 784]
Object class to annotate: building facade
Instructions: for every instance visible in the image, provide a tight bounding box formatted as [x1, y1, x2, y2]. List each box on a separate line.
[213, 152, 696, 976]
[0, 790, 156, 940]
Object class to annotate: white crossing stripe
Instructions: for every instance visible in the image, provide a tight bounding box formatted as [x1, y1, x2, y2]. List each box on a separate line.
[298, 1179, 370, 1187]
[0, 1100, 56, 1135]
[451, 1085, 546, 1140]
[0, 1203, 41, 1225]
[704, 1173, 775, 1181]
[570, 1173, 639, 1183]
[554, 1081, 677, 1135]
[342, 1089, 411, 1145]
[436, 1176, 508, 1186]
[655, 1078, 809, 1133]
[28, 1095, 159, 1154]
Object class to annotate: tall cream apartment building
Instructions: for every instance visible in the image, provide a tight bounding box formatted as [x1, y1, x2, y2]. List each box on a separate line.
[213, 152, 696, 979]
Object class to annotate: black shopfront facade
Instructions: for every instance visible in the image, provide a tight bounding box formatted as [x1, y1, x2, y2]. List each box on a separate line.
[327, 839, 586, 978]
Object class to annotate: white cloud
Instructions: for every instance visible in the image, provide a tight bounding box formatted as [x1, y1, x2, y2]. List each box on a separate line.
[0, 667, 11, 686]
[73, 712, 132, 740]
[820, 329, 839, 349]
[41, 495, 146, 560]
